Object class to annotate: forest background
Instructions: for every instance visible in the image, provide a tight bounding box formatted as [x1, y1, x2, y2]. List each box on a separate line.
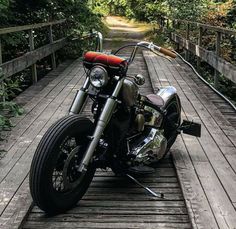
[0, 0, 235, 140]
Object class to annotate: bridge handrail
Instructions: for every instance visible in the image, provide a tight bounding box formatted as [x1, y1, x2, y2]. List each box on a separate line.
[0, 19, 66, 35]
[0, 20, 67, 84]
[162, 17, 236, 36]
[160, 17, 236, 87]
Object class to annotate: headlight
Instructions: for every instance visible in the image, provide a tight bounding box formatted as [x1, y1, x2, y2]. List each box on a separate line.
[89, 66, 109, 88]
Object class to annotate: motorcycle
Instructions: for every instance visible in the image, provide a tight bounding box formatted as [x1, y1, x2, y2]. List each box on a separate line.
[29, 32, 201, 214]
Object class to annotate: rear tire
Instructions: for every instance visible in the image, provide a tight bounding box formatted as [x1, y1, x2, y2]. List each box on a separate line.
[163, 96, 181, 153]
[29, 115, 95, 214]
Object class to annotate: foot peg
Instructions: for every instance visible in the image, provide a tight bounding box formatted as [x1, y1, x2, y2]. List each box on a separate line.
[126, 174, 165, 199]
[179, 120, 201, 137]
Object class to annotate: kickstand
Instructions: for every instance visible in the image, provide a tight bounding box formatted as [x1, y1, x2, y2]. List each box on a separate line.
[126, 174, 165, 199]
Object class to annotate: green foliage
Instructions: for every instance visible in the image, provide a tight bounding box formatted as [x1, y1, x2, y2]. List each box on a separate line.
[167, 0, 207, 20]
[92, 0, 207, 21]
[0, 70, 24, 140]
[226, 0, 236, 29]
[0, 0, 105, 62]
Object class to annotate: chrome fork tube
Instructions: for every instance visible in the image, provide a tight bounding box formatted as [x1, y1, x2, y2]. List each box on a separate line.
[79, 78, 124, 172]
[69, 77, 90, 115]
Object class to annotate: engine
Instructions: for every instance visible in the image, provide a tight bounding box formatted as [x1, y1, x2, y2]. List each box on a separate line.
[128, 128, 167, 165]
[120, 76, 167, 164]
[124, 92, 167, 164]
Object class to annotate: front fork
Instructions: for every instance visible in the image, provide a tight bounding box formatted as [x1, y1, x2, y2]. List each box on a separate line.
[70, 77, 124, 173]
[69, 77, 90, 115]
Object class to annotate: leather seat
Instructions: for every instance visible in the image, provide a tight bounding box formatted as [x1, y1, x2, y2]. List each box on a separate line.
[146, 94, 164, 107]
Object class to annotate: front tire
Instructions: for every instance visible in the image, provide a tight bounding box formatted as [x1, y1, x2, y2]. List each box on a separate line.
[29, 115, 95, 214]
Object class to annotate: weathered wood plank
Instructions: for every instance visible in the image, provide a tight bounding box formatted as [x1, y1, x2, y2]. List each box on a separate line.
[27, 214, 190, 223]
[0, 179, 33, 229]
[77, 200, 186, 208]
[80, 193, 183, 201]
[32, 206, 188, 215]
[23, 221, 192, 229]
[195, 162, 236, 228]
[91, 176, 178, 183]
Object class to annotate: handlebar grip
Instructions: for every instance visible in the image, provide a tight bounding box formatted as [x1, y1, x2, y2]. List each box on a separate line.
[159, 47, 177, 58]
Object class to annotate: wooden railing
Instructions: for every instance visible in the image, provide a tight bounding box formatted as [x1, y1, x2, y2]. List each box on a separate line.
[160, 17, 236, 88]
[0, 19, 67, 83]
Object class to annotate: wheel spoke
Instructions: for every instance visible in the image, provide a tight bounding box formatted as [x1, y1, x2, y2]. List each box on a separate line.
[52, 136, 84, 192]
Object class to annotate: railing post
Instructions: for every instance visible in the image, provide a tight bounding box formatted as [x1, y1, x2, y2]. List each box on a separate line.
[0, 38, 2, 64]
[177, 20, 180, 29]
[185, 23, 190, 61]
[0, 37, 6, 102]
[29, 29, 37, 84]
[197, 26, 203, 71]
[49, 25, 56, 69]
[173, 20, 180, 51]
[214, 31, 221, 89]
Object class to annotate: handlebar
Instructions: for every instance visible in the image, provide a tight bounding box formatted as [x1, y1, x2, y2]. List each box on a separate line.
[115, 41, 176, 65]
[71, 30, 176, 63]
[136, 41, 176, 58]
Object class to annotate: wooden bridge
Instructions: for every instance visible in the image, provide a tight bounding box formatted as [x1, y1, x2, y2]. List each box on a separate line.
[0, 16, 236, 229]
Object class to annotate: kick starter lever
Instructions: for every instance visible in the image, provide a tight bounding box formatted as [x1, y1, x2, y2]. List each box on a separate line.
[126, 174, 165, 199]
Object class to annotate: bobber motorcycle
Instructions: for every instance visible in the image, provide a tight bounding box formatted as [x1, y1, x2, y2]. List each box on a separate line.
[29, 33, 201, 214]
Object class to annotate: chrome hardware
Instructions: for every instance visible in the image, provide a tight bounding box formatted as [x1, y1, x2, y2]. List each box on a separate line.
[144, 106, 162, 128]
[129, 128, 167, 164]
[78, 78, 125, 172]
[126, 174, 164, 198]
[134, 74, 145, 86]
[157, 86, 177, 107]
[69, 77, 90, 115]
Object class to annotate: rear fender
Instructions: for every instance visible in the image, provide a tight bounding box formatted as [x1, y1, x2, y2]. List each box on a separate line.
[156, 86, 181, 110]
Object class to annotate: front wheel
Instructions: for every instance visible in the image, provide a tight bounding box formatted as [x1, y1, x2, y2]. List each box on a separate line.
[29, 115, 95, 214]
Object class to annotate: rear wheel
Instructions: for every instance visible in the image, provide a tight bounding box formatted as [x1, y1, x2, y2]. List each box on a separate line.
[29, 115, 95, 214]
[163, 96, 181, 152]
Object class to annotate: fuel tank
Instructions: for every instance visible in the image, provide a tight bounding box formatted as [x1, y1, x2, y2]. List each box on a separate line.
[121, 79, 139, 107]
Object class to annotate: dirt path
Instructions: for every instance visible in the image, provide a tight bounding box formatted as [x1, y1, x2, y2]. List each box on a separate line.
[103, 16, 153, 51]
[105, 16, 152, 40]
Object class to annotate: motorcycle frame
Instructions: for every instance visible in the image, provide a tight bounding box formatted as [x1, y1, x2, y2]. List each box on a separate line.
[68, 35, 181, 173]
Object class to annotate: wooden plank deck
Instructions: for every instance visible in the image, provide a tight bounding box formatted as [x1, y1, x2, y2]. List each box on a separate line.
[21, 54, 191, 229]
[0, 53, 192, 229]
[23, 163, 191, 229]
[0, 48, 236, 228]
[143, 51, 236, 229]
